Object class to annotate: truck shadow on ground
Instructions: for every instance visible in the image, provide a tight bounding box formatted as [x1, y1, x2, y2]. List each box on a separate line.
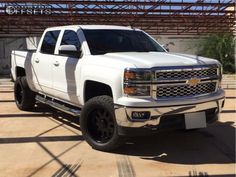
[0, 104, 83, 144]
[114, 121, 235, 165]
[0, 103, 83, 177]
[3, 102, 234, 166]
[34, 103, 81, 132]
[35, 103, 235, 165]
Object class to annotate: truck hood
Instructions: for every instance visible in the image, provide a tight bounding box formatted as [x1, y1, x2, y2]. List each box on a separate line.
[103, 52, 218, 68]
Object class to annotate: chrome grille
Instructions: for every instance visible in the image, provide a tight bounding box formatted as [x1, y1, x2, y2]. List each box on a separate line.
[156, 82, 216, 98]
[154, 65, 219, 99]
[156, 67, 217, 80]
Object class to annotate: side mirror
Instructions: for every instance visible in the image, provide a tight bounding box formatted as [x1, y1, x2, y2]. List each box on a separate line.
[58, 45, 81, 58]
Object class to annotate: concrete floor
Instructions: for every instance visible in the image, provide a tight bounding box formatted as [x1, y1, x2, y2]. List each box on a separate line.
[0, 81, 235, 177]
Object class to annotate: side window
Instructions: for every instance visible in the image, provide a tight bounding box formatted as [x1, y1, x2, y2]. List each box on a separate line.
[40, 30, 60, 54]
[60, 30, 81, 50]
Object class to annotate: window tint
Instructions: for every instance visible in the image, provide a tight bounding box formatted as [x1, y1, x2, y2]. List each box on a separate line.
[41, 30, 60, 54]
[83, 29, 165, 55]
[60, 30, 81, 50]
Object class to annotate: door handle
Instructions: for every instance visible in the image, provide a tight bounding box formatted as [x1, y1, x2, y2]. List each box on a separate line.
[35, 58, 39, 63]
[54, 61, 59, 67]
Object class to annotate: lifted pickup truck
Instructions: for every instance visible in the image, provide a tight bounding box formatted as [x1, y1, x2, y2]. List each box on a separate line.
[11, 25, 225, 151]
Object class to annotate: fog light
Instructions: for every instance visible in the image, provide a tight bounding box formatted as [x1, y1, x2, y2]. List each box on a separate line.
[131, 111, 150, 120]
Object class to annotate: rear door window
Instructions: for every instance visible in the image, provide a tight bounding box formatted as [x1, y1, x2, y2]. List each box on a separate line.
[40, 30, 60, 54]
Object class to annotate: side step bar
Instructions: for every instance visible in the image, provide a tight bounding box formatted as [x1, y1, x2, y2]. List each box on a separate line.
[36, 95, 81, 116]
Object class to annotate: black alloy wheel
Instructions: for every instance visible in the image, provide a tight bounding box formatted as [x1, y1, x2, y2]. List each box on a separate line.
[80, 96, 123, 151]
[87, 108, 115, 143]
[15, 81, 23, 105]
[14, 76, 36, 111]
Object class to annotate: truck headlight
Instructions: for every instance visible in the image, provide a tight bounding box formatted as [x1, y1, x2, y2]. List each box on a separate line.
[124, 69, 152, 81]
[124, 69, 152, 96]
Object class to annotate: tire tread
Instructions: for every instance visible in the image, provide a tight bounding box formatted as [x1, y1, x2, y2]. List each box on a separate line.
[14, 76, 35, 111]
[80, 95, 123, 151]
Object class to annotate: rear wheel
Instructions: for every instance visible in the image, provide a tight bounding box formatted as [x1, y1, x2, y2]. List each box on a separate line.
[80, 96, 123, 151]
[14, 76, 36, 111]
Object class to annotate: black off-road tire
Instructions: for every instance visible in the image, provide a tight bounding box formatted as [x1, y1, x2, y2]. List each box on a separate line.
[14, 76, 36, 111]
[80, 96, 123, 151]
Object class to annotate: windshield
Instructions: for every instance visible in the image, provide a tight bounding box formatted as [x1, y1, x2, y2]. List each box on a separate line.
[83, 29, 165, 55]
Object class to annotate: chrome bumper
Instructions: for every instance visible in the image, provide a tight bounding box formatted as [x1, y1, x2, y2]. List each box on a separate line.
[114, 96, 225, 128]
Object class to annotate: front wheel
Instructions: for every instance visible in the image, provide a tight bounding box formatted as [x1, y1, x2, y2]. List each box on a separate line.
[80, 96, 123, 151]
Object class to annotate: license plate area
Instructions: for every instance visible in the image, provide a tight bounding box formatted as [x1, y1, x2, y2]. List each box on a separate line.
[184, 112, 206, 129]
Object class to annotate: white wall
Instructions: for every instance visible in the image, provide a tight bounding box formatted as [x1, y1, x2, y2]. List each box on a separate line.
[154, 35, 203, 54]
[0, 38, 26, 75]
[0, 37, 40, 75]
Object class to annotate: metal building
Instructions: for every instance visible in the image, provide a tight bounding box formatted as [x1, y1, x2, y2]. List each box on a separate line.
[0, 0, 235, 74]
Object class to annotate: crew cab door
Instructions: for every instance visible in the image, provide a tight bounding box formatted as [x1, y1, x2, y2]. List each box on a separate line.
[33, 30, 60, 96]
[52, 30, 82, 104]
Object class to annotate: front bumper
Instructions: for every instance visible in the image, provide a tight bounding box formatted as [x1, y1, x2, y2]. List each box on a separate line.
[114, 89, 225, 128]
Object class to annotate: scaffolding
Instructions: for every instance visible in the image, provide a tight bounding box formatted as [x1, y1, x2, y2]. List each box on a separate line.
[0, 0, 235, 37]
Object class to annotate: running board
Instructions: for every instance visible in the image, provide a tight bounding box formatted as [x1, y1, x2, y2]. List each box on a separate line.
[36, 95, 81, 116]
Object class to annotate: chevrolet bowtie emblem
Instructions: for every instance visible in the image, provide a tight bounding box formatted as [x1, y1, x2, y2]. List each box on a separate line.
[186, 78, 201, 86]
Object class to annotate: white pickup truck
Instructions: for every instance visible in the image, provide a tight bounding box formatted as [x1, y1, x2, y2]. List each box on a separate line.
[11, 25, 225, 151]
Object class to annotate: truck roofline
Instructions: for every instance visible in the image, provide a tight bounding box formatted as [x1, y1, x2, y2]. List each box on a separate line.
[45, 25, 138, 31]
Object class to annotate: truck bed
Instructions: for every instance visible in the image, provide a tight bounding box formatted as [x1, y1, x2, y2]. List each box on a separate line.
[11, 50, 35, 81]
